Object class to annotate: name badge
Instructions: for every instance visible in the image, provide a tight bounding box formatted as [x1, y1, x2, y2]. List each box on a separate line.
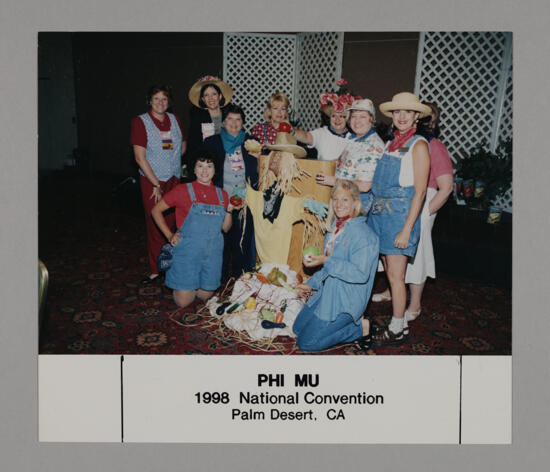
[160, 131, 174, 150]
[229, 152, 245, 172]
[398, 146, 409, 152]
[201, 123, 215, 141]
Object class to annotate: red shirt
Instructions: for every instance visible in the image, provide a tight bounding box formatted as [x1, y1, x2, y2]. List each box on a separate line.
[163, 181, 229, 229]
[251, 121, 278, 147]
[130, 111, 185, 148]
[428, 138, 454, 189]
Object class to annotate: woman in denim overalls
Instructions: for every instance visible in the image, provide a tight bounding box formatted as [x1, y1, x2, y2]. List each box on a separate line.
[368, 93, 432, 346]
[151, 149, 240, 308]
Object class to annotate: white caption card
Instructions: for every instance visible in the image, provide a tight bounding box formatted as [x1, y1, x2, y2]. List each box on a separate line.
[122, 355, 461, 443]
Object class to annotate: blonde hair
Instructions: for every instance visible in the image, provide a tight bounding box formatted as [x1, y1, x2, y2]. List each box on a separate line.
[264, 92, 290, 122]
[326, 179, 364, 230]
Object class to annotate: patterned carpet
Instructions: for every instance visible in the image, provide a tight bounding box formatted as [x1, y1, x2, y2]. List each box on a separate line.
[38, 172, 511, 355]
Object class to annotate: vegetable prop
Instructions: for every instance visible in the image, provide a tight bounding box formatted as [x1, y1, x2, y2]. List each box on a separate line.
[261, 320, 286, 330]
[225, 288, 258, 314]
[279, 122, 292, 133]
[242, 272, 252, 280]
[226, 301, 242, 313]
[245, 297, 257, 310]
[277, 275, 299, 294]
[216, 302, 231, 315]
[259, 309, 275, 322]
[275, 300, 287, 323]
[229, 195, 243, 207]
[256, 272, 269, 284]
[302, 244, 321, 263]
[297, 273, 303, 284]
[267, 268, 287, 286]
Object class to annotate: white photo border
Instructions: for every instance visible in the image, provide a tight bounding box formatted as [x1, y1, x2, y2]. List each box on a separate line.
[1, 0, 547, 470]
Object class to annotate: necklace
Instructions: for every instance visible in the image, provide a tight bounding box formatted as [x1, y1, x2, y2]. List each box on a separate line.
[196, 182, 210, 199]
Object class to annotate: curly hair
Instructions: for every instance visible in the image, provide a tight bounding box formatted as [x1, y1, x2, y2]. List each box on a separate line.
[146, 84, 173, 107]
[222, 103, 246, 123]
[263, 92, 290, 122]
[189, 147, 222, 182]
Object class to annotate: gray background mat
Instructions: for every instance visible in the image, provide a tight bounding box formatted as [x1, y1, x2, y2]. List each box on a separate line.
[1, 0, 547, 470]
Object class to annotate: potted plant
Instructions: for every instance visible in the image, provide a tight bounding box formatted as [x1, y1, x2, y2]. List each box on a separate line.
[454, 138, 512, 210]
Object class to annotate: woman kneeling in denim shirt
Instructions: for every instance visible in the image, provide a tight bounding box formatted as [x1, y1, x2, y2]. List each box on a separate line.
[294, 180, 379, 352]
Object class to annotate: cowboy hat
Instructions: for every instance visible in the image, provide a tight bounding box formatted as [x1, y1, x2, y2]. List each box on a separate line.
[379, 92, 432, 118]
[266, 132, 307, 158]
[188, 75, 233, 109]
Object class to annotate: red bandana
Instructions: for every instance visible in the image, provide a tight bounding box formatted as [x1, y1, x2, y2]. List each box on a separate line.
[388, 128, 416, 153]
[335, 215, 351, 233]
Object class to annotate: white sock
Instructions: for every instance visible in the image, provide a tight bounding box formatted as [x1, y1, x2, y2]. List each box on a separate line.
[388, 317, 404, 334]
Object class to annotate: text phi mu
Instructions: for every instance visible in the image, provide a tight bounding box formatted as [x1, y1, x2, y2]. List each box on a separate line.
[258, 373, 319, 387]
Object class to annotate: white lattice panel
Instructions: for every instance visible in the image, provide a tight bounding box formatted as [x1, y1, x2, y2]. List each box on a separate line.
[224, 33, 296, 132]
[415, 32, 513, 211]
[295, 33, 344, 130]
[492, 186, 512, 210]
[497, 60, 513, 142]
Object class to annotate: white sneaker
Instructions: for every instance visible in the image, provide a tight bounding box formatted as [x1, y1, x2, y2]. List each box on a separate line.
[372, 292, 392, 302]
[405, 309, 422, 322]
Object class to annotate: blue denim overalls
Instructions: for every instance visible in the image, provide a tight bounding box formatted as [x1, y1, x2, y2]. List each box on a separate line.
[165, 183, 225, 291]
[368, 136, 423, 257]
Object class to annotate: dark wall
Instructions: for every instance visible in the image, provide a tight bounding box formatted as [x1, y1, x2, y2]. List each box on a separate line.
[68, 32, 419, 176]
[38, 33, 78, 171]
[342, 32, 420, 126]
[72, 33, 223, 176]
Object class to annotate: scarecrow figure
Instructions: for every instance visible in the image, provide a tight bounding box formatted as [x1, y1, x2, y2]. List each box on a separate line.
[238, 127, 335, 274]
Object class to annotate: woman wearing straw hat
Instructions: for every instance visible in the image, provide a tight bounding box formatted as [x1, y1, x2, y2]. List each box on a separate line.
[293, 98, 385, 214]
[130, 84, 186, 284]
[372, 102, 454, 322]
[203, 103, 259, 279]
[250, 92, 291, 149]
[186, 75, 233, 161]
[368, 92, 431, 346]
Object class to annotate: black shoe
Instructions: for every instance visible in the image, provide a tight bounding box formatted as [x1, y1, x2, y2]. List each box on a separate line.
[354, 333, 372, 352]
[141, 274, 161, 285]
[372, 328, 408, 347]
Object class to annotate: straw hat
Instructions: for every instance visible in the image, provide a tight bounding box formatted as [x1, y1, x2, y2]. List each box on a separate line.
[266, 132, 307, 158]
[188, 75, 233, 109]
[379, 92, 432, 118]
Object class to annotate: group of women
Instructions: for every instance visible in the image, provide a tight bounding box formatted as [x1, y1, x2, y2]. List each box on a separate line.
[130, 76, 453, 352]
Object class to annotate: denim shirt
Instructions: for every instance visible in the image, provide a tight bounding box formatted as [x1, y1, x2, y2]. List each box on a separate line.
[306, 216, 379, 324]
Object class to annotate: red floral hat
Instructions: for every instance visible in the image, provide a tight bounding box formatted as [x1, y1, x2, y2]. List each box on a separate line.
[320, 78, 362, 116]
